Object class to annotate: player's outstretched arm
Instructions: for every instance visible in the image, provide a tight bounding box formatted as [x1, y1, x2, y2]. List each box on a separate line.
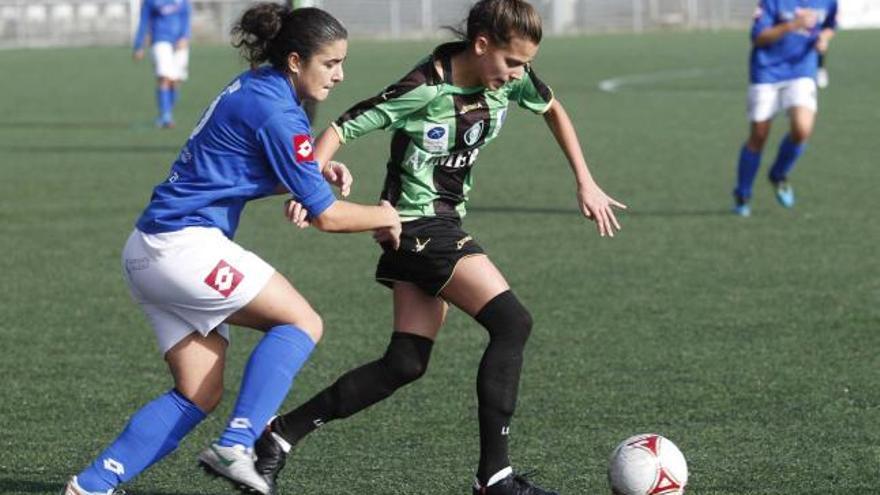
[542, 99, 626, 238]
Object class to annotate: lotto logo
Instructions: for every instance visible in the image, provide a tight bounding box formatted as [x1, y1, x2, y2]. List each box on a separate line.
[204, 260, 244, 297]
[293, 134, 314, 162]
[103, 458, 125, 476]
[229, 417, 252, 429]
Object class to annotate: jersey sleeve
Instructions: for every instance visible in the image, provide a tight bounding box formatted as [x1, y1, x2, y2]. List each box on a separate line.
[509, 65, 554, 114]
[823, 1, 838, 30]
[180, 0, 192, 40]
[331, 75, 439, 143]
[133, 0, 151, 50]
[751, 0, 776, 41]
[257, 112, 336, 218]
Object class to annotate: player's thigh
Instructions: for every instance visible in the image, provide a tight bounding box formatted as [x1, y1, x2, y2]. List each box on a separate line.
[226, 271, 322, 341]
[788, 106, 816, 142]
[393, 282, 447, 340]
[440, 254, 510, 317]
[747, 82, 780, 123]
[165, 330, 228, 413]
[747, 120, 773, 149]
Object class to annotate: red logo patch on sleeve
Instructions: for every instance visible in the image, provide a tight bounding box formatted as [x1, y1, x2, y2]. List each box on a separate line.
[204, 260, 244, 298]
[293, 134, 314, 163]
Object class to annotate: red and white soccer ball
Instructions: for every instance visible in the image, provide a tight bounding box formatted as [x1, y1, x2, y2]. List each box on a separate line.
[608, 434, 688, 495]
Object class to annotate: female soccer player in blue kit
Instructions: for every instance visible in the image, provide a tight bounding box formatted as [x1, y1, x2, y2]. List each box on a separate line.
[732, 0, 837, 216]
[63, 4, 400, 495]
[253, 1, 625, 494]
[133, 0, 192, 128]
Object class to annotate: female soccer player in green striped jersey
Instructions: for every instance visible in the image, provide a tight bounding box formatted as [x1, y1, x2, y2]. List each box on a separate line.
[257, 1, 625, 493]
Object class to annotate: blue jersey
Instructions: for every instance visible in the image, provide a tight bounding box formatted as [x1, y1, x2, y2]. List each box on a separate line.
[133, 0, 191, 50]
[749, 0, 838, 83]
[136, 67, 336, 239]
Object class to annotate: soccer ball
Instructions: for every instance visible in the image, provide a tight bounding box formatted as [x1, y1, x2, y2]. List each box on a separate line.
[607, 434, 688, 495]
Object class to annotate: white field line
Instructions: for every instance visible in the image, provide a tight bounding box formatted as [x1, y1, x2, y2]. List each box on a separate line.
[598, 67, 723, 92]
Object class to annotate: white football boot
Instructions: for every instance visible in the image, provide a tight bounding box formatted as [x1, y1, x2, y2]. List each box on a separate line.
[198, 443, 271, 494]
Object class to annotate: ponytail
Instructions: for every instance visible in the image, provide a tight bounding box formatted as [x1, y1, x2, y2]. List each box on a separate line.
[232, 3, 347, 70]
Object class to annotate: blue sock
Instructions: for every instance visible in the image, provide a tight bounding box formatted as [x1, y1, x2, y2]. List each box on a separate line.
[768, 134, 806, 183]
[76, 389, 206, 492]
[734, 145, 762, 200]
[218, 325, 316, 448]
[169, 87, 179, 110]
[156, 88, 173, 123]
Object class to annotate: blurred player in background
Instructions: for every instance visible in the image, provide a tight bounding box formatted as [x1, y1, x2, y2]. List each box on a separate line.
[732, 0, 837, 216]
[816, 52, 829, 88]
[133, 0, 191, 128]
[62, 4, 400, 495]
[254, 1, 625, 494]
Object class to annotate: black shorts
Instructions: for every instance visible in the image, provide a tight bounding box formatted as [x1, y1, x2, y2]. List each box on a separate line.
[376, 217, 485, 296]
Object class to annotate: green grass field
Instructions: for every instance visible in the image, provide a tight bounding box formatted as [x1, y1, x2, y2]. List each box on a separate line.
[1, 29, 878, 494]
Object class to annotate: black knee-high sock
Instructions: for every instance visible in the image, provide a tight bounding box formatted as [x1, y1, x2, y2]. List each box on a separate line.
[272, 332, 433, 446]
[474, 290, 533, 484]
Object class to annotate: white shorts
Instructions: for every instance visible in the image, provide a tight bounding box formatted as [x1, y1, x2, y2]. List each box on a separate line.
[747, 77, 817, 122]
[122, 227, 275, 355]
[151, 41, 189, 81]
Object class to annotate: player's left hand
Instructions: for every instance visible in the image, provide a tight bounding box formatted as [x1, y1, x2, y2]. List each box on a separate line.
[322, 160, 353, 197]
[577, 184, 627, 238]
[283, 198, 310, 229]
[815, 37, 829, 53]
[175, 39, 189, 51]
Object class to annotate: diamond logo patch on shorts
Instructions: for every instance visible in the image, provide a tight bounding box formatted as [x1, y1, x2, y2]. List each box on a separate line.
[204, 260, 244, 297]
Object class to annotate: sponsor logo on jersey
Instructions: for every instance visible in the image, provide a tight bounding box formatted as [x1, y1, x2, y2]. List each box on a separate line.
[423, 123, 449, 152]
[204, 260, 244, 297]
[430, 148, 480, 169]
[456, 235, 473, 250]
[459, 102, 484, 115]
[406, 149, 427, 172]
[464, 121, 485, 146]
[293, 134, 314, 163]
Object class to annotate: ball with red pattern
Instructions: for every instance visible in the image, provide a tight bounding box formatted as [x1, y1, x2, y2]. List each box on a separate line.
[608, 434, 688, 495]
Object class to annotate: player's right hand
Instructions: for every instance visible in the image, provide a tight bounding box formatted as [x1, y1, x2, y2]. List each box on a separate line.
[133, 49, 145, 61]
[373, 200, 401, 250]
[283, 198, 310, 229]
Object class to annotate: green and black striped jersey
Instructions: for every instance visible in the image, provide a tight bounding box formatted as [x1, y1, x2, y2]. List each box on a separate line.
[332, 42, 554, 219]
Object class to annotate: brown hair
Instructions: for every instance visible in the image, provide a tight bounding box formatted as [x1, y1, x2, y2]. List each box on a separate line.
[451, 0, 542, 46]
[231, 3, 347, 70]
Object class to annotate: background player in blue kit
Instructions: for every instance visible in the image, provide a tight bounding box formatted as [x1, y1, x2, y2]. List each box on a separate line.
[732, 0, 837, 216]
[133, 0, 191, 128]
[62, 4, 400, 495]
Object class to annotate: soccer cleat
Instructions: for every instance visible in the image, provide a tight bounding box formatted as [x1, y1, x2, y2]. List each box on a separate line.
[473, 472, 559, 495]
[61, 476, 125, 495]
[772, 181, 795, 208]
[816, 67, 829, 89]
[253, 429, 290, 492]
[198, 443, 271, 495]
[732, 195, 751, 217]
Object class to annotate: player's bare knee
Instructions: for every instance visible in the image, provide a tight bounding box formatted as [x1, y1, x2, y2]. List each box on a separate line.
[177, 384, 223, 414]
[292, 309, 323, 343]
[790, 129, 811, 144]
